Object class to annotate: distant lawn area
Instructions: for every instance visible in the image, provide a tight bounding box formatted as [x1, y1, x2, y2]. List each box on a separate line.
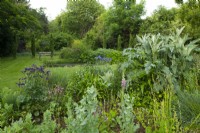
[0, 53, 118, 89]
[0, 55, 53, 89]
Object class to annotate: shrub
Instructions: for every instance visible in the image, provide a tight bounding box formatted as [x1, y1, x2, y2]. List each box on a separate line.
[93, 48, 123, 64]
[37, 35, 50, 51]
[37, 32, 73, 51]
[66, 65, 120, 102]
[52, 32, 73, 50]
[60, 39, 90, 63]
[121, 28, 199, 107]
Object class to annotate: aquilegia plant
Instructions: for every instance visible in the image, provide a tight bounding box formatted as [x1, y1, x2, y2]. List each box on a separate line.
[17, 64, 50, 103]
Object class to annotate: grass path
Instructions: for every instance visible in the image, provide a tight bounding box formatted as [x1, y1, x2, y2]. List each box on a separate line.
[0, 56, 43, 89]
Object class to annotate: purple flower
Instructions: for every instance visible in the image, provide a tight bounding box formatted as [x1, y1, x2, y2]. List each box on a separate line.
[121, 78, 126, 88]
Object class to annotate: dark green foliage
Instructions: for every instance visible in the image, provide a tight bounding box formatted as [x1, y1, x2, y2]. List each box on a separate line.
[104, 0, 145, 48]
[12, 35, 19, 59]
[102, 35, 107, 49]
[59, 0, 105, 38]
[51, 32, 73, 50]
[139, 6, 178, 35]
[175, 0, 183, 4]
[84, 0, 145, 49]
[178, 1, 200, 39]
[128, 34, 134, 48]
[49, 34, 54, 57]
[117, 35, 122, 50]
[0, 0, 47, 57]
[60, 40, 89, 63]
[31, 34, 36, 58]
[38, 32, 73, 51]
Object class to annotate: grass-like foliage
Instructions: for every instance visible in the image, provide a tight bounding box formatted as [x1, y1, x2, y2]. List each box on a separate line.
[175, 89, 200, 129]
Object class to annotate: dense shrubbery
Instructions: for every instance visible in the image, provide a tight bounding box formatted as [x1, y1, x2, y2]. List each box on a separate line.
[60, 47, 124, 64]
[0, 28, 200, 132]
[66, 65, 121, 102]
[37, 32, 73, 51]
[121, 28, 199, 107]
[60, 39, 89, 63]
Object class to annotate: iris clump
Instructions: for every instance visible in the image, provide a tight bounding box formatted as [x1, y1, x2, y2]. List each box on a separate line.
[95, 55, 112, 63]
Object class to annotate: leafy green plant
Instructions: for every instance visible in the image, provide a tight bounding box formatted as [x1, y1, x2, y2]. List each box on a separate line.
[0, 110, 56, 133]
[121, 27, 199, 107]
[135, 89, 184, 133]
[93, 48, 124, 64]
[117, 91, 139, 133]
[0, 103, 16, 128]
[17, 64, 50, 103]
[67, 65, 121, 103]
[67, 65, 109, 102]
[64, 86, 99, 133]
[60, 39, 90, 63]
[99, 108, 118, 132]
[37, 32, 73, 51]
[0, 87, 22, 109]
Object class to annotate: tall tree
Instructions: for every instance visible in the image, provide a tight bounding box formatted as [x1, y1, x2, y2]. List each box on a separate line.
[61, 0, 105, 38]
[177, 0, 200, 39]
[84, 0, 145, 49]
[139, 6, 178, 35]
[0, 0, 48, 57]
[104, 0, 145, 48]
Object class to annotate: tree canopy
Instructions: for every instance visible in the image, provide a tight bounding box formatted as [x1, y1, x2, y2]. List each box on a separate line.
[0, 0, 48, 57]
[1, 0, 200, 57]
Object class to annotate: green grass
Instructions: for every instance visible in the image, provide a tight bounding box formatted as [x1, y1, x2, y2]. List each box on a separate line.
[0, 55, 52, 89]
[0, 52, 118, 89]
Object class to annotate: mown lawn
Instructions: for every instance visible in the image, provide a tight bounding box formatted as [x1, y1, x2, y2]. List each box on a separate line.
[0, 55, 47, 89]
[0, 53, 117, 89]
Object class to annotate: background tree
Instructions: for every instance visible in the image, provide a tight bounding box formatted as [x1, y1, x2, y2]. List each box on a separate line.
[31, 34, 36, 58]
[177, 0, 200, 39]
[117, 35, 122, 50]
[61, 0, 105, 38]
[83, 12, 107, 49]
[128, 34, 134, 48]
[84, 0, 145, 49]
[139, 6, 178, 35]
[0, 0, 48, 57]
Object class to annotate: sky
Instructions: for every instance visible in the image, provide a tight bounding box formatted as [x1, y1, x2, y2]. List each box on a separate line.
[30, 0, 178, 21]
